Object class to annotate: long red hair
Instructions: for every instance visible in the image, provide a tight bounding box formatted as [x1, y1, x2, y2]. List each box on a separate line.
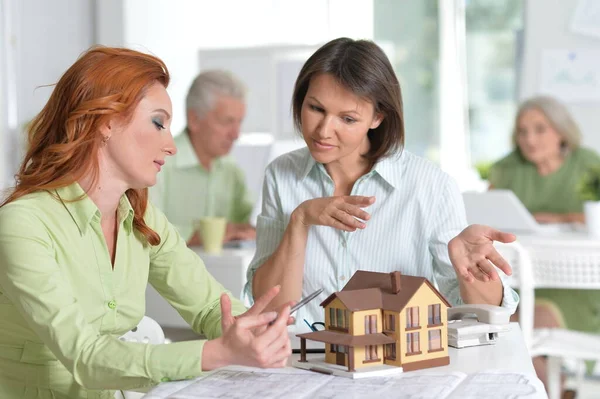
[1, 46, 169, 245]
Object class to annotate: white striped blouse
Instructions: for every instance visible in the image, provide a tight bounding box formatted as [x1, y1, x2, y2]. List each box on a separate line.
[244, 147, 519, 332]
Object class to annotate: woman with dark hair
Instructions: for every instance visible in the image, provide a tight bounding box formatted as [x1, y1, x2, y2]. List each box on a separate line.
[246, 37, 519, 329]
[0, 47, 291, 398]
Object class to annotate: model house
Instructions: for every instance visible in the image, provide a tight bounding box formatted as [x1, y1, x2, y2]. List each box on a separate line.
[297, 270, 451, 372]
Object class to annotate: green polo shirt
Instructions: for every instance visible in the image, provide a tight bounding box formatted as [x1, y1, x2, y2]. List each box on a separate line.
[489, 147, 600, 213]
[151, 132, 255, 240]
[490, 147, 600, 343]
[0, 183, 247, 398]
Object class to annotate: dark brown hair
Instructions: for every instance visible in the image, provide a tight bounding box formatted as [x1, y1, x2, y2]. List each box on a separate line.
[1, 46, 169, 246]
[292, 37, 404, 163]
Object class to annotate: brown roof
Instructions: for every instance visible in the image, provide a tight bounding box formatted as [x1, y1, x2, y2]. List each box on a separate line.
[321, 270, 451, 313]
[297, 330, 395, 346]
[320, 288, 383, 311]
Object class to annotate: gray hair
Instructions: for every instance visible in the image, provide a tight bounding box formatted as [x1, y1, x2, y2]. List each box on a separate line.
[512, 96, 581, 150]
[185, 70, 247, 118]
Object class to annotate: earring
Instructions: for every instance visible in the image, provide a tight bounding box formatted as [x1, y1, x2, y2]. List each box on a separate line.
[102, 135, 111, 145]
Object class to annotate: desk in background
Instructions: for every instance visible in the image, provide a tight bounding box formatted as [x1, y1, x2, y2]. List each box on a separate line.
[502, 230, 600, 290]
[145, 247, 255, 328]
[496, 231, 600, 348]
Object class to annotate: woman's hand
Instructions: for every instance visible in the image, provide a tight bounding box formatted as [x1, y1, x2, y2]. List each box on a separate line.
[448, 224, 516, 283]
[293, 196, 375, 232]
[202, 286, 292, 370]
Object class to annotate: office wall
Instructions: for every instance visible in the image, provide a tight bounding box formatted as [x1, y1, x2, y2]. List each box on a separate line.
[0, 0, 9, 189]
[120, 0, 331, 135]
[120, 0, 373, 135]
[6, 0, 95, 181]
[521, 0, 600, 151]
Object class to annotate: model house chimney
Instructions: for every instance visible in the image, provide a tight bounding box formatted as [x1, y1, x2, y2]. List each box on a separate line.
[390, 271, 401, 294]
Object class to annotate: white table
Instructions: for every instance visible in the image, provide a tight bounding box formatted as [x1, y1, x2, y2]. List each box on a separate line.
[145, 247, 255, 328]
[496, 232, 600, 399]
[495, 231, 600, 345]
[504, 230, 600, 288]
[143, 323, 541, 398]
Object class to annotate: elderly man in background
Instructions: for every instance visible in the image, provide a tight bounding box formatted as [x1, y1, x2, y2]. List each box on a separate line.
[152, 70, 255, 246]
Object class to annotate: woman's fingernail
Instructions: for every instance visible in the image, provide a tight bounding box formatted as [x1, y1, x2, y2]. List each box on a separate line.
[264, 311, 278, 320]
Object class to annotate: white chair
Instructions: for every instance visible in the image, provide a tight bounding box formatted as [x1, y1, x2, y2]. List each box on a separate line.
[119, 316, 165, 345]
[115, 316, 166, 399]
[496, 240, 600, 399]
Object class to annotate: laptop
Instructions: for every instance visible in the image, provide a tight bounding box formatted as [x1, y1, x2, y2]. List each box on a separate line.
[462, 190, 572, 235]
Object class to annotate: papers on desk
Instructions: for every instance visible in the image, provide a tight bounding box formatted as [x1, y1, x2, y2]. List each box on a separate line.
[143, 366, 546, 399]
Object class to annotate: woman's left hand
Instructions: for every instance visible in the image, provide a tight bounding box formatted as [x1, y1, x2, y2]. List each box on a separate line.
[448, 224, 516, 283]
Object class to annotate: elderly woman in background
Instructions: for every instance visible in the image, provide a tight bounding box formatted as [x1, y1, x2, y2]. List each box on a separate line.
[490, 96, 600, 386]
[490, 96, 600, 224]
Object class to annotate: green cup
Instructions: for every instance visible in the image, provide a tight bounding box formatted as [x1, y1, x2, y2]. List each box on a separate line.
[196, 217, 227, 254]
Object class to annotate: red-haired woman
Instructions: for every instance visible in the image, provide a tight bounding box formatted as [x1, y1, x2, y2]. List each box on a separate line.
[0, 47, 291, 398]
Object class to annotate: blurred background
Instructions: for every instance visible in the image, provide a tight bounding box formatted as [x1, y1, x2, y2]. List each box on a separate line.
[2, 0, 598, 203]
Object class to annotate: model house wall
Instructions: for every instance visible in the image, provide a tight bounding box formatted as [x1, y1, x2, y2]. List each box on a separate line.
[317, 272, 450, 372]
[398, 283, 449, 370]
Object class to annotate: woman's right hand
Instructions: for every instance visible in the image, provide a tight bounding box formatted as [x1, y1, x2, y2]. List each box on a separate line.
[293, 196, 375, 232]
[202, 286, 292, 370]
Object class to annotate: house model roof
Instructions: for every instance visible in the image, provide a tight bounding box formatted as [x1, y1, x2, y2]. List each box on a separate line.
[320, 270, 451, 312]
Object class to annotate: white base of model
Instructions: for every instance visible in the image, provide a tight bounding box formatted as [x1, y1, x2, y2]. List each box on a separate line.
[293, 358, 404, 379]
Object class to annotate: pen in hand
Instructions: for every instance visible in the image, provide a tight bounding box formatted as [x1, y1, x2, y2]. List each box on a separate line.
[268, 288, 324, 326]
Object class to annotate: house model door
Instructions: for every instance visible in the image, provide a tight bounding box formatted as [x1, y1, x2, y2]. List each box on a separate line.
[336, 351, 345, 366]
[334, 345, 346, 366]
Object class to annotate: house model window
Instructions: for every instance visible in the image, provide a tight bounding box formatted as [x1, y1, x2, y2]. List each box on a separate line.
[296, 270, 451, 373]
[428, 304, 442, 326]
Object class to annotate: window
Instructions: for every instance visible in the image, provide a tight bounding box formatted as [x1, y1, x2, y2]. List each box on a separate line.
[337, 308, 344, 327]
[385, 343, 397, 360]
[428, 304, 442, 325]
[331, 344, 347, 354]
[373, 0, 440, 162]
[364, 345, 378, 361]
[374, 1, 524, 189]
[465, 0, 524, 169]
[386, 314, 396, 331]
[428, 329, 442, 351]
[406, 332, 420, 354]
[364, 314, 377, 334]
[329, 307, 349, 330]
[406, 306, 419, 329]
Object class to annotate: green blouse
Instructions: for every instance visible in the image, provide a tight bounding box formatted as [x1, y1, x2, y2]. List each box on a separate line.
[0, 183, 247, 399]
[489, 147, 600, 214]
